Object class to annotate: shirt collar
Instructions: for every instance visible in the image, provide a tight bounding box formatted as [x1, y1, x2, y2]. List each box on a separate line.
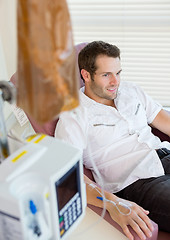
[79, 87, 97, 108]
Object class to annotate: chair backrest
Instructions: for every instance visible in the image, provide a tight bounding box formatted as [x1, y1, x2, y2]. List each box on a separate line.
[10, 42, 88, 136]
[10, 42, 170, 142]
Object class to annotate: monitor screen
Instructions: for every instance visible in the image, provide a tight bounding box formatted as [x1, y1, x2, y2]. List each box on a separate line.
[56, 162, 79, 211]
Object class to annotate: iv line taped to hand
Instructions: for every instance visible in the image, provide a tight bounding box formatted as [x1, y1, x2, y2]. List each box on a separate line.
[88, 183, 132, 216]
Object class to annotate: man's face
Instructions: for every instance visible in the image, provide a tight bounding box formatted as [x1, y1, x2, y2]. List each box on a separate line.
[86, 55, 122, 106]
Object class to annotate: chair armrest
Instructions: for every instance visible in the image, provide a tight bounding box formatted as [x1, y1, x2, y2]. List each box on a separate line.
[83, 167, 158, 240]
[152, 127, 170, 142]
[88, 204, 158, 240]
[151, 110, 170, 142]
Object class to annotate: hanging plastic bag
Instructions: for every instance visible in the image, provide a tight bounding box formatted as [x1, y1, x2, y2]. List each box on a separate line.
[17, 0, 79, 123]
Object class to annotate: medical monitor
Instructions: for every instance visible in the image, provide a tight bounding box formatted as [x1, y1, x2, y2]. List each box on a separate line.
[55, 161, 82, 238]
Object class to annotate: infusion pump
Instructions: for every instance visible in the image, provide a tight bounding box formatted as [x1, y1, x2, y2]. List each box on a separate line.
[0, 134, 86, 240]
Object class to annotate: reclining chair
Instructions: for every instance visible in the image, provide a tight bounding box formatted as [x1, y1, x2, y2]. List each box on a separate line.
[10, 43, 170, 240]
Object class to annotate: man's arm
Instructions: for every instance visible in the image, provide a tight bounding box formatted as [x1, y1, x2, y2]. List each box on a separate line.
[84, 175, 154, 240]
[150, 109, 170, 137]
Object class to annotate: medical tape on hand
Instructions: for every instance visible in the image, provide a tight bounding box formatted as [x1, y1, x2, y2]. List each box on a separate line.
[87, 182, 131, 216]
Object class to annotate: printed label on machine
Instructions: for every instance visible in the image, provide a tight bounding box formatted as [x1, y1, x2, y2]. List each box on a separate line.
[11, 103, 28, 127]
[0, 211, 23, 240]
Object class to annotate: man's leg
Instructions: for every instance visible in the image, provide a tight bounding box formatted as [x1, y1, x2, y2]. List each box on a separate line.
[116, 150, 170, 232]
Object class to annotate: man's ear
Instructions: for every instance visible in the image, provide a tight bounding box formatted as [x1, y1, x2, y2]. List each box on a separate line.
[81, 69, 91, 83]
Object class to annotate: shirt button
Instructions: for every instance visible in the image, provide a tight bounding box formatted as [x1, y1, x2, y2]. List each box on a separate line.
[129, 129, 135, 135]
[136, 131, 140, 136]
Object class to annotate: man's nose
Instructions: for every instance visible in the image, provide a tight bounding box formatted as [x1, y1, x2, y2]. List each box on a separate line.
[110, 74, 118, 85]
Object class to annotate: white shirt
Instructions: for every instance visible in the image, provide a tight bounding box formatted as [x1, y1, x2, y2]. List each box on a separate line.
[55, 82, 170, 193]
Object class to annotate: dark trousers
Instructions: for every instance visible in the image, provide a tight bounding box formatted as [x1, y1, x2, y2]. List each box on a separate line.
[115, 148, 170, 232]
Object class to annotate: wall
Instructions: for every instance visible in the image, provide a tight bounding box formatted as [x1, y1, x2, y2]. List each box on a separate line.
[0, 0, 35, 140]
[0, 0, 17, 80]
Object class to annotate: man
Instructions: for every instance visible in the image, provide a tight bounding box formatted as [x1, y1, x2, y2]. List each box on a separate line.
[55, 41, 170, 240]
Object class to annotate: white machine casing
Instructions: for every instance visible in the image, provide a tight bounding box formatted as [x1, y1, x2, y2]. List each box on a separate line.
[0, 134, 86, 240]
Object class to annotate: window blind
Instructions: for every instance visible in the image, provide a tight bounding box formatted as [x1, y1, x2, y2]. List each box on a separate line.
[67, 0, 170, 106]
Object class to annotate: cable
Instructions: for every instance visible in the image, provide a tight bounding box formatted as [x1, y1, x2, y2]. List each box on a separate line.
[88, 183, 131, 216]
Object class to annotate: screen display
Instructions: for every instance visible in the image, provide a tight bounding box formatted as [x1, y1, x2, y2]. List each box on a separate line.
[56, 162, 79, 211]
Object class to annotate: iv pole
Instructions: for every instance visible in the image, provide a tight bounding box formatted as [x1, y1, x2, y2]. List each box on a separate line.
[0, 80, 16, 162]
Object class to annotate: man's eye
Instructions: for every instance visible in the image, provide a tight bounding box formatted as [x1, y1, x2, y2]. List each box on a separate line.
[117, 70, 122, 75]
[103, 73, 109, 77]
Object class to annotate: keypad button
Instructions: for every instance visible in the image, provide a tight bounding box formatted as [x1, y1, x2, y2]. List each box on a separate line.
[77, 197, 81, 204]
[69, 219, 73, 225]
[73, 214, 77, 221]
[60, 221, 64, 229]
[64, 219, 68, 226]
[59, 216, 64, 223]
[73, 208, 76, 214]
[77, 209, 82, 216]
[60, 229, 65, 236]
[64, 212, 68, 218]
[65, 224, 69, 231]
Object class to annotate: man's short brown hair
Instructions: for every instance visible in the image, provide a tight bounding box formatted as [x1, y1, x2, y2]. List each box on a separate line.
[78, 41, 120, 82]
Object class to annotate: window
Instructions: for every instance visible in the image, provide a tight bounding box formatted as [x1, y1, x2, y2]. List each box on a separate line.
[67, 0, 170, 106]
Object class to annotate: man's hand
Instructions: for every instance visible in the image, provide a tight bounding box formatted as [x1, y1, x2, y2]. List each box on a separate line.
[106, 198, 154, 240]
[84, 176, 154, 240]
